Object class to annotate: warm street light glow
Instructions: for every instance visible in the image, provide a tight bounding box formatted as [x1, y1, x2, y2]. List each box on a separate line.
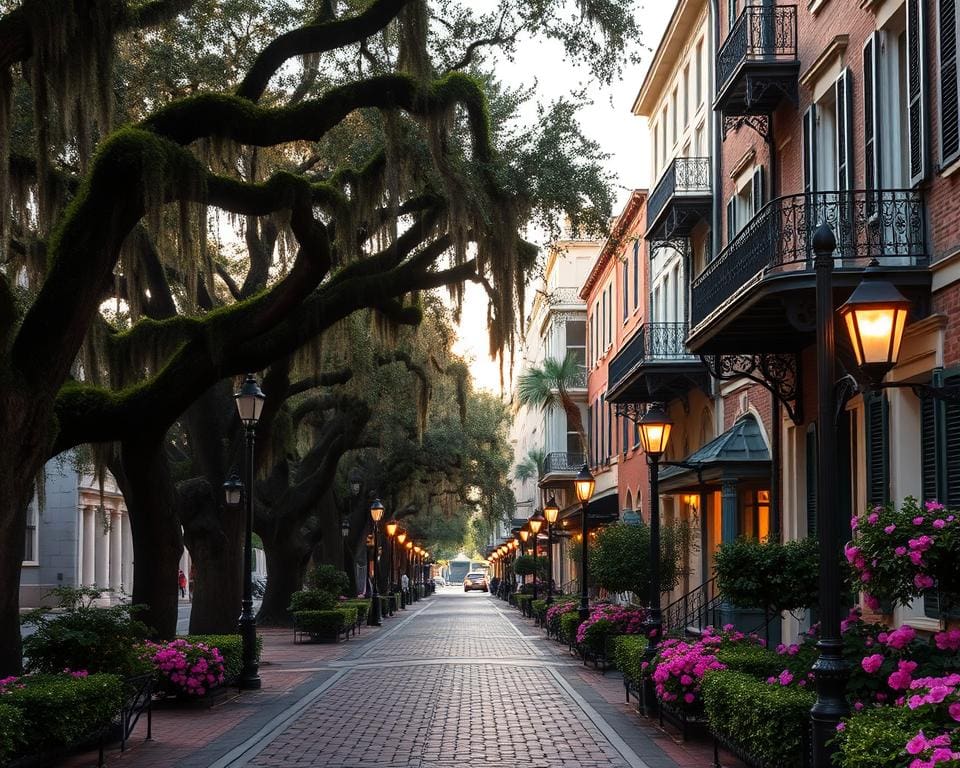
[397, 530, 407, 545]
[544, 497, 559, 524]
[385, 519, 399, 537]
[839, 263, 911, 383]
[528, 510, 545, 535]
[518, 529, 530, 543]
[575, 464, 595, 503]
[574, 532, 583, 542]
[370, 499, 385, 523]
[234, 374, 265, 426]
[406, 541, 413, 550]
[223, 473, 242, 506]
[638, 404, 673, 457]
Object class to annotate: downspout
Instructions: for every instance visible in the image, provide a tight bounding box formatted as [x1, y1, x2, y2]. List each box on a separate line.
[710, 0, 722, 259]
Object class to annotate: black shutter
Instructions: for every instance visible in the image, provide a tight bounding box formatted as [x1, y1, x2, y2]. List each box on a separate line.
[806, 425, 818, 538]
[803, 106, 817, 195]
[752, 165, 765, 214]
[921, 393, 939, 502]
[865, 393, 890, 506]
[835, 69, 854, 192]
[939, 0, 960, 164]
[726, 198, 736, 242]
[907, 0, 930, 184]
[863, 35, 881, 201]
[943, 372, 960, 506]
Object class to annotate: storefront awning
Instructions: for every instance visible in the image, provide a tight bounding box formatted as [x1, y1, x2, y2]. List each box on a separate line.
[658, 413, 771, 493]
[556, 489, 620, 528]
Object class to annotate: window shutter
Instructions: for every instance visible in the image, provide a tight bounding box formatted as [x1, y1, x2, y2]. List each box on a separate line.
[943, 371, 960, 506]
[726, 197, 736, 242]
[803, 106, 817, 195]
[907, 0, 930, 184]
[729, 0, 738, 31]
[806, 426, 818, 538]
[835, 69, 854, 192]
[939, 0, 960, 164]
[921, 392, 939, 502]
[752, 165, 765, 214]
[865, 393, 890, 506]
[632, 240, 639, 309]
[863, 35, 881, 196]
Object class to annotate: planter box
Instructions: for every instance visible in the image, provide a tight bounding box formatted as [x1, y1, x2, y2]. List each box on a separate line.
[658, 699, 710, 742]
[711, 728, 811, 768]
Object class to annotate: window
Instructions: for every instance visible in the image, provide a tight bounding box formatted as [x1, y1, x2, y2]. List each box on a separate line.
[622, 413, 629, 456]
[728, 0, 738, 31]
[608, 284, 614, 345]
[632, 240, 639, 310]
[566, 413, 581, 456]
[940, 0, 960, 166]
[606, 398, 613, 459]
[589, 315, 595, 366]
[24, 504, 37, 563]
[566, 319, 586, 370]
[601, 290, 607, 350]
[696, 40, 704, 104]
[739, 489, 771, 540]
[622, 260, 629, 321]
[671, 88, 678, 145]
[683, 64, 691, 127]
[672, 264, 680, 324]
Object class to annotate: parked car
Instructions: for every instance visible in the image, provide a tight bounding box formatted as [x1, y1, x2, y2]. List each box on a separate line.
[433, 576, 446, 587]
[463, 572, 488, 592]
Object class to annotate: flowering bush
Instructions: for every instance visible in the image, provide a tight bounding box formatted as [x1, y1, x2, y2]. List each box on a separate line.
[144, 639, 226, 697]
[651, 636, 727, 709]
[903, 730, 960, 767]
[545, 600, 579, 635]
[847, 497, 960, 610]
[575, 603, 647, 653]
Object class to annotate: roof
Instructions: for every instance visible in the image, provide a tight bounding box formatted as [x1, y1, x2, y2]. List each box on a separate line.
[658, 413, 771, 482]
[579, 190, 648, 299]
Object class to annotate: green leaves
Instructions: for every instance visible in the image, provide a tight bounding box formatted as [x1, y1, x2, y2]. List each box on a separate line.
[588, 521, 692, 597]
[714, 537, 819, 613]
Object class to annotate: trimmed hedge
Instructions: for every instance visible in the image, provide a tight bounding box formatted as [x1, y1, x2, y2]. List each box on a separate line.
[181, 634, 263, 682]
[834, 706, 936, 768]
[339, 599, 370, 624]
[611, 635, 648, 687]
[531, 599, 548, 618]
[559, 611, 582, 642]
[294, 607, 358, 639]
[715, 644, 785, 680]
[3, 673, 125, 753]
[0, 703, 23, 765]
[702, 670, 815, 767]
[288, 589, 337, 612]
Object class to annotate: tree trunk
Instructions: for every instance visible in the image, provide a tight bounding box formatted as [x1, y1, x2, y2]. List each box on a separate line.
[180, 479, 243, 635]
[257, 529, 309, 625]
[118, 435, 183, 639]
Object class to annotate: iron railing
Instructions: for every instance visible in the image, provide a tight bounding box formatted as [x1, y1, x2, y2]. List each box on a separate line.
[647, 157, 711, 230]
[691, 189, 928, 327]
[608, 323, 696, 393]
[543, 452, 586, 474]
[663, 576, 722, 635]
[717, 5, 798, 94]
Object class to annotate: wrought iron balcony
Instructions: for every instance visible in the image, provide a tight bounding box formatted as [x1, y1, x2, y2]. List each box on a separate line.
[716, 5, 799, 116]
[646, 158, 712, 241]
[688, 189, 931, 353]
[543, 452, 586, 475]
[606, 323, 708, 404]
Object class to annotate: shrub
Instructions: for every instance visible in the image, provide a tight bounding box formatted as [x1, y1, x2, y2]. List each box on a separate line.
[575, 604, 647, 653]
[288, 589, 337, 612]
[545, 600, 578, 635]
[559, 611, 582, 642]
[531, 599, 548, 617]
[611, 635, 648, 686]
[714, 537, 819, 613]
[652, 637, 726, 710]
[181, 634, 262, 682]
[702, 670, 815, 767]
[304, 564, 350, 597]
[834, 705, 937, 768]
[847, 497, 960, 610]
[3, 673, 124, 753]
[588, 522, 693, 596]
[294, 607, 356, 638]
[21, 587, 152, 678]
[0, 703, 23, 764]
[513, 555, 547, 577]
[143, 638, 226, 697]
[339, 599, 370, 624]
[715, 644, 786, 679]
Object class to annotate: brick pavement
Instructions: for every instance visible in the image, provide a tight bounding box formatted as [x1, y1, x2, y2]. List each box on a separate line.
[62, 591, 743, 768]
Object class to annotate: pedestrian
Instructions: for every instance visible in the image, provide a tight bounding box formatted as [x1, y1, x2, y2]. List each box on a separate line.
[401, 571, 409, 598]
[178, 569, 187, 598]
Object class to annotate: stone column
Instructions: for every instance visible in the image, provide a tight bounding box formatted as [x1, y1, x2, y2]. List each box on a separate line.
[109, 510, 123, 593]
[122, 513, 134, 594]
[94, 509, 110, 589]
[82, 507, 96, 587]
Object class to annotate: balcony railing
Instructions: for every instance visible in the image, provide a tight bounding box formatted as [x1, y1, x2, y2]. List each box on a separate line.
[717, 5, 798, 95]
[647, 158, 711, 232]
[691, 189, 928, 328]
[543, 452, 586, 474]
[608, 323, 696, 393]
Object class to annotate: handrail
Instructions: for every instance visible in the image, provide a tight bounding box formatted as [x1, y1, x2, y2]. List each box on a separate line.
[543, 452, 586, 473]
[608, 322, 698, 393]
[662, 576, 719, 634]
[717, 5, 798, 93]
[647, 157, 712, 229]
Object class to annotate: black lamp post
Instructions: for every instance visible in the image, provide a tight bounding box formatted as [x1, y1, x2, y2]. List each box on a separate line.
[637, 403, 673, 714]
[368, 499, 384, 626]
[233, 374, 265, 691]
[529, 510, 545, 600]
[574, 464, 596, 621]
[397, 530, 408, 607]
[405, 540, 415, 601]
[544, 497, 559, 605]
[518, 528, 529, 591]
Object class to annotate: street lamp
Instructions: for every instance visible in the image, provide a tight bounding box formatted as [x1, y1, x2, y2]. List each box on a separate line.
[637, 402, 673, 714]
[529, 510, 545, 600]
[405, 540, 415, 602]
[386, 519, 399, 609]
[544, 496, 559, 605]
[574, 464, 595, 621]
[234, 373, 264, 690]
[368, 499, 384, 626]
[223, 473, 242, 507]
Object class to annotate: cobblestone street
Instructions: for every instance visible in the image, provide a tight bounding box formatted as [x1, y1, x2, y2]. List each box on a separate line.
[67, 591, 730, 768]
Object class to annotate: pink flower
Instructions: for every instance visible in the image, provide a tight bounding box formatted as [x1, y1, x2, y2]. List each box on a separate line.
[896, 546, 908, 557]
[949, 702, 960, 722]
[935, 629, 960, 652]
[861, 654, 885, 674]
[885, 524, 897, 534]
[925, 500, 945, 512]
[914, 573, 935, 589]
[868, 512, 880, 525]
[778, 670, 794, 686]
[836, 722, 846, 732]
[864, 594, 880, 610]
[907, 732, 929, 755]
[933, 519, 946, 529]
[850, 516, 859, 530]
[913, 516, 925, 525]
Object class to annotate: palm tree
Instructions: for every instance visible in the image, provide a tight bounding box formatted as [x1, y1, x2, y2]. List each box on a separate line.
[516, 353, 587, 454]
[513, 448, 547, 484]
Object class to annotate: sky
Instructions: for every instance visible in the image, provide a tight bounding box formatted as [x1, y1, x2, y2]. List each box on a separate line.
[450, 2, 677, 394]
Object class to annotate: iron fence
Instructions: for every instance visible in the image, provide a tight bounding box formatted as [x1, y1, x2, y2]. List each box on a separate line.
[691, 189, 928, 327]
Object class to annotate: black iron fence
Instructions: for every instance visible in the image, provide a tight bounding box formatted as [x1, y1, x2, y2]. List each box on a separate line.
[543, 452, 586, 474]
[691, 189, 928, 327]
[717, 5, 798, 93]
[647, 157, 712, 229]
[608, 323, 695, 392]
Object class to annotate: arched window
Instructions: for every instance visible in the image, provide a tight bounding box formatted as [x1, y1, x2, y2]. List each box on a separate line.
[625, 490, 633, 511]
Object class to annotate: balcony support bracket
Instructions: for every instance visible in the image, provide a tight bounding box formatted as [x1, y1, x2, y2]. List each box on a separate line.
[701, 353, 803, 424]
[722, 113, 770, 140]
[649, 237, 690, 257]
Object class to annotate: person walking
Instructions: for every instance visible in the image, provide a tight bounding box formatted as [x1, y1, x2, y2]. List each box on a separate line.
[178, 569, 187, 599]
[401, 572, 410, 600]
